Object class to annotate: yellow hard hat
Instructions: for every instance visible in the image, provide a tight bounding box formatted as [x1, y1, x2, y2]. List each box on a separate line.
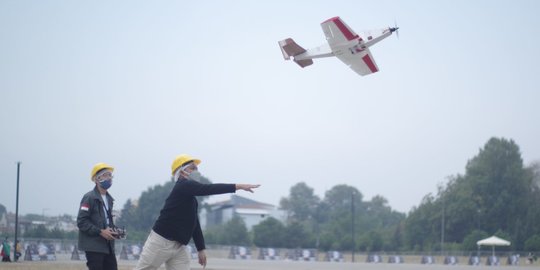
[91, 162, 114, 180]
[171, 154, 201, 175]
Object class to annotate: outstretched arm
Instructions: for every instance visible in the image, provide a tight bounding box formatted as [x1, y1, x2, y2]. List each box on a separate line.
[235, 184, 261, 193]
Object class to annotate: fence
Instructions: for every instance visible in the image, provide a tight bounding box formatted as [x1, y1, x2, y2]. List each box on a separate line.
[8, 238, 537, 266]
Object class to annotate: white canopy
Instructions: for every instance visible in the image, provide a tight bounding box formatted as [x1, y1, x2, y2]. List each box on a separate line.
[477, 236, 511, 246]
[477, 236, 510, 257]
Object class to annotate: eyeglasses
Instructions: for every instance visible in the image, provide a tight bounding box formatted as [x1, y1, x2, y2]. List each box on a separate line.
[96, 171, 113, 181]
[180, 163, 198, 172]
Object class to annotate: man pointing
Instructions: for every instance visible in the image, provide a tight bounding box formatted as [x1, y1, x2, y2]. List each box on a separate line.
[135, 154, 260, 270]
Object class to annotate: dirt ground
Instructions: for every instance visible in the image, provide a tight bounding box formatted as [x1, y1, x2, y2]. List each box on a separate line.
[0, 258, 538, 270]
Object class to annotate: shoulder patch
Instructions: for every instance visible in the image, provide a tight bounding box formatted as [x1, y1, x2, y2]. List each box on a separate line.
[80, 203, 89, 211]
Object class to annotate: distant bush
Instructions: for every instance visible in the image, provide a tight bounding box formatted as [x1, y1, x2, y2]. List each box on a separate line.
[525, 235, 540, 251]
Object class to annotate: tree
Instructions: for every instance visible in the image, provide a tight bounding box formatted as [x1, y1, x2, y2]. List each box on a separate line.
[279, 182, 320, 222]
[204, 216, 250, 245]
[404, 137, 535, 251]
[364, 195, 406, 248]
[278, 183, 405, 251]
[523, 162, 540, 242]
[222, 216, 250, 245]
[525, 234, 540, 251]
[462, 230, 489, 251]
[117, 176, 212, 241]
[49, 226, 64, 239]
[323, 185, 363, 213]
[363, 230, 384, 252]
[131, 181, 176, 231]
[203, 225, 225, 245]
[283, 221, 312, 248]
[279, 182, 321, 248]
[118, 199, 136, 227]
[24, 224, 49, 238]
[403, 194, 440, 251]
[464, 138, 529, 240]
[318, 185, 362, 251]
[252, 217, 285, 247]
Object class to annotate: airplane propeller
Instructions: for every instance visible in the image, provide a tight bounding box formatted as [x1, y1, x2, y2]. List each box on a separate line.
[390, 21, 400, 39]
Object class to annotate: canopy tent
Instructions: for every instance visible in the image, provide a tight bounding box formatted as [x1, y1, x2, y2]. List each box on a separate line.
[477, 236, 511, 257]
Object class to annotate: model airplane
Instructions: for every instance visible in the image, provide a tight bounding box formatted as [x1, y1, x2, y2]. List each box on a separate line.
[279, 16, 398, 76]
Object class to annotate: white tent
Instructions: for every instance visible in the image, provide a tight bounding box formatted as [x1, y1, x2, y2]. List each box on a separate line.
[477, 236, 511, 257]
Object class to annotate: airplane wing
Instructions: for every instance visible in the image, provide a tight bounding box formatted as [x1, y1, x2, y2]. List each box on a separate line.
[336, 48, 379, 76]
[321, 16, 360, 47]
[321, 16, 379, 76]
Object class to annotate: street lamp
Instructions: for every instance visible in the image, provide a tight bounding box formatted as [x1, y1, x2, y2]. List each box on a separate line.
[440, 190, 445, 256]
[351, 191, 355, 262]
[14, 162, 21, 262]
[437, 180, 450, 257]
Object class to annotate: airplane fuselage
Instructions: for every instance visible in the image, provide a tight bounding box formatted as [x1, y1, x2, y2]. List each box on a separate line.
[295, 28, 394, 61]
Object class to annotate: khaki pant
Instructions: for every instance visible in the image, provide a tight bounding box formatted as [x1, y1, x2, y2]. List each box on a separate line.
[134, 230, 190, 270]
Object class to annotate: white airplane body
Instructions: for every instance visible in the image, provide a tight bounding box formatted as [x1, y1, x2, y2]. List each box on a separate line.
[279, 16, 398, 76]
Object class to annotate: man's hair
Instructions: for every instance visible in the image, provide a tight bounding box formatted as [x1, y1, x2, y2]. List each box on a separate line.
[181, 160, 195, 168]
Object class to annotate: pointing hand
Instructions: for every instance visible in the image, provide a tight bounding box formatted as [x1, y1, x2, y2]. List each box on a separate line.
[235, 184, 261, 193]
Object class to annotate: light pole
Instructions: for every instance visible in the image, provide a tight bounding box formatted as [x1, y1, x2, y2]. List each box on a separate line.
[351, 191, 355, 262]
[441, 191, 445, 257]
[14, 162, 21, 262]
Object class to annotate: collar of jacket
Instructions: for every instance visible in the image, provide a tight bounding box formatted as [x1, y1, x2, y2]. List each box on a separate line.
[90, 186, 115, 205]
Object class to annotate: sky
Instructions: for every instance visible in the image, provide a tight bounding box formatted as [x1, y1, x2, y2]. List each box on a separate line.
[1, 0, 540, 217]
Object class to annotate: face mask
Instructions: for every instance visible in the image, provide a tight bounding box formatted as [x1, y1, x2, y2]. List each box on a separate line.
[186, 170, 202, 182]
[99, 179, 112, 190]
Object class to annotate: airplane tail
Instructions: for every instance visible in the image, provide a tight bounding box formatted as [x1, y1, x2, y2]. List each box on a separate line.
[278, 38, 313, 68]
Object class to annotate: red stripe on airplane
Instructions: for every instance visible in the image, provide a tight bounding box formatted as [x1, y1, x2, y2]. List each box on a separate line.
[362, 55, 378, 72]
[322, 16, 340, 24]
[332, 17, 359, 41]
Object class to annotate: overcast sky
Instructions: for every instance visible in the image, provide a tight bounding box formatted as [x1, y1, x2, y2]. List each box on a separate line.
[1, 1, 539, 217]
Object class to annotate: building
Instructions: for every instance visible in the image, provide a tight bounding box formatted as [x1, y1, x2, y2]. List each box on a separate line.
[1, 212, 79, 236]
[201, 195, 285, 230]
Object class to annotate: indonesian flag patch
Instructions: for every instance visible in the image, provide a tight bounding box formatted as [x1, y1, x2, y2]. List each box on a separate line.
[80, 203, 89, 211]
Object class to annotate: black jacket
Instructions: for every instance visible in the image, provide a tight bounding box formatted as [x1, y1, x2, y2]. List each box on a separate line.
[152, 179, 236, 251]
[77, 186, 115, 254]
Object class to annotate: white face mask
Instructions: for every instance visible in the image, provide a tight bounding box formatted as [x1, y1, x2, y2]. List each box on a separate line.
[174, 165, 202, 182]
[186, 170, 202, 182]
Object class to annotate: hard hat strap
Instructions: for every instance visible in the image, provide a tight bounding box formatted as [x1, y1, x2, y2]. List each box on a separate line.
[175, 162, 196, 181]
[173, 168, 183, 181]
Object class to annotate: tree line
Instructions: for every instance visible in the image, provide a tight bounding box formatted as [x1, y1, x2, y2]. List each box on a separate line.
[117, 137, 540, 252]
[404, 138, 540, 252]
[4, 137, 540, 252]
